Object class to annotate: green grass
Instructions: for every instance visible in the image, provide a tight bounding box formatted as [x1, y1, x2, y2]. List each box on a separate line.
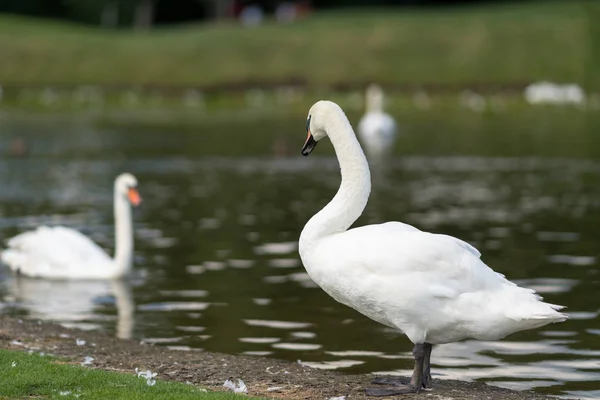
[0, 0, 597, 88]
[0, 349, 262, 400]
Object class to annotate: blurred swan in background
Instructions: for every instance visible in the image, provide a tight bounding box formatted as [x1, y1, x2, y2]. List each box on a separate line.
[299, 100, 567, 396]
[1, 173, 141, 279]
[524, 81, 586, 105]
[357, 84, 397, 161]
[5, 277, 135, 339]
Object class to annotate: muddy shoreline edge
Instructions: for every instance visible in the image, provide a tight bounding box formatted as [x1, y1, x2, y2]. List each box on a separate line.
[0, 316, 565, 399]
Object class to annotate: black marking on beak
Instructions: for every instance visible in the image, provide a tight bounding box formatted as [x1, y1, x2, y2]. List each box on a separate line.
[302, 132, 317, 156]
[302, 115, 317, 156]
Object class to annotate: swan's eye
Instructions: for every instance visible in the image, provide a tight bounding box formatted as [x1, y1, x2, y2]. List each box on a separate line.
[305, 115, 311, 132]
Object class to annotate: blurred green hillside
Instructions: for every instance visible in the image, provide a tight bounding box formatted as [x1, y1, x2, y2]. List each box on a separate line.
[0, 0, 597, 90]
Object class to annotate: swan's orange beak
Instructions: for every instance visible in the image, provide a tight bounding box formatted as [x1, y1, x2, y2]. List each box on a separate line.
[128, 187, 142, 207]
[301, 131, 317, 156]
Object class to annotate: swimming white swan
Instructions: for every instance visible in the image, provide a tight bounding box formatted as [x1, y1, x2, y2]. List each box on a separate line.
[1, 173, 141, 280]
[299, 101, 567, 396]
[357, 84, 397, 160]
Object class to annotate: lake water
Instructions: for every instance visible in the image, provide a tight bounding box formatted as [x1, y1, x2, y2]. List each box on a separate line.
[0, 105, 599, 399]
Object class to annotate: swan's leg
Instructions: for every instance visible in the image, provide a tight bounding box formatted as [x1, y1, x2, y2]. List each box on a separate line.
[422, 343, 433, 388]
[365, 344, 425, 396]
[409, 343, 425, 389]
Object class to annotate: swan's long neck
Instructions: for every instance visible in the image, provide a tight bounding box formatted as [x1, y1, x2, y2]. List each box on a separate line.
[113, 189, 133, 277]
[300, 110, 371, 252]
[366, 88, 384, 113]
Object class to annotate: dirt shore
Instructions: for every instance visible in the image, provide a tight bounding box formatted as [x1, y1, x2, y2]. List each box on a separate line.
[0, 316, 565, 400]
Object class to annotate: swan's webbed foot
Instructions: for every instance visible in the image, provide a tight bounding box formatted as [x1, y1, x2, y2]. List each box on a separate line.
[365, 343, 433, 396]
[370, 376, 408, 386]
[365, 384, 420, 396]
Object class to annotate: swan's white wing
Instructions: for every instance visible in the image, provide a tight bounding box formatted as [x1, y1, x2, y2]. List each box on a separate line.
[310, 223, 565, 343]
[362, 222, 481, 260]
[434, 233, 481, 258]
[324, 224, 487, 282]
[2, 226, 112, 279]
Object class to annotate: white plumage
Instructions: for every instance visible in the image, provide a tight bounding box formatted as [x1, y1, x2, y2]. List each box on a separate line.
[1, 173, 141, 280]
[300, 101, 566, 394]
[309, 223, 564, 345]
[357, 84, 398, 159]
[2, 226, 113, 279]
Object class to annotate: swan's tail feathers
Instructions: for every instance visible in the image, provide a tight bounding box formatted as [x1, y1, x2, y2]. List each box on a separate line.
[1, 249, 25, 273]
[2, 233, 28, 271]
[528, 302, 569, 322]
[1, 226, 52, 274]
[508, 300, 569, 326]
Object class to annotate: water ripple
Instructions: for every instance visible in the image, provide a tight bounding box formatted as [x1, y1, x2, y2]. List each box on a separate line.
[298, 359, 364, 369]
[239, 337, 281, 344]
[272, 342, 322, 351]
[254, 242, 298, 255]
[243, 319, 313, 329]
[138, 302, 212, 311]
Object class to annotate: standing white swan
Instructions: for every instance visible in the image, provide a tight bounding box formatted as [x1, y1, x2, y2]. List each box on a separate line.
[299, 101, 567, 396]
[1, 173, 141, 280]
[357, 84, 397, 160]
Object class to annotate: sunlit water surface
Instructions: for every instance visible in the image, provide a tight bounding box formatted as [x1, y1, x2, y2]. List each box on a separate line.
[0, 115, 599, 399]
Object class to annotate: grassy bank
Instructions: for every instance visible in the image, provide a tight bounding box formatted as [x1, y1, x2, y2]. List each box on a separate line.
[0, 0, 596, 89]
[0, 317, 560, 400]
[0, 349, 259, 400]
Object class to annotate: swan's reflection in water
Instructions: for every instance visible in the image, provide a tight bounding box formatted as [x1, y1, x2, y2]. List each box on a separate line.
[6, 277, 134, 339]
